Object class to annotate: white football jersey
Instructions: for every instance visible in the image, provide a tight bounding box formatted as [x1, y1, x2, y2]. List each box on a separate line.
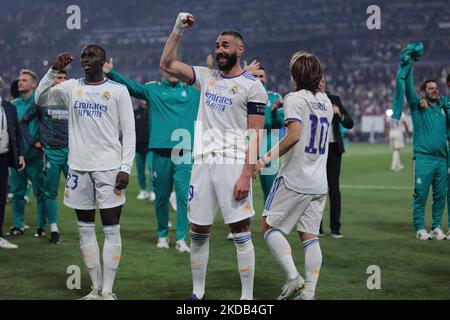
[35, 68, 135, 173]
[278, 90, 333, 195]
[191, 66, 268, 161]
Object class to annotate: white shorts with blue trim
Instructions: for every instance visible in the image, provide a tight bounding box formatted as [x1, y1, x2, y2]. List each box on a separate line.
[188, 162, 254, 225]
[263, 177, 326, 235]
[63, 168, 126, 210]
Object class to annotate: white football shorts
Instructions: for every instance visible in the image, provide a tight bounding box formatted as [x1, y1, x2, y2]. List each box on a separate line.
[188, 161, 254, 225]
[63, 168, 126, 210]
[263, 177, 326, 235]
[390, 136, 405, 150]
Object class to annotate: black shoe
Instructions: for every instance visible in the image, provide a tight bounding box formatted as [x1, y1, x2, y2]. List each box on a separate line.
[35, 228, 46, 238]
[49, 232, 60, 244]
[7, 227, 24, 236]
[187, 293, 206, 300]
[331, 232, 344, 239]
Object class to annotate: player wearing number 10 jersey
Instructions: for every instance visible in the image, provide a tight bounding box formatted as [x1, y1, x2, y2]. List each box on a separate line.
[255, 51, 333, 300]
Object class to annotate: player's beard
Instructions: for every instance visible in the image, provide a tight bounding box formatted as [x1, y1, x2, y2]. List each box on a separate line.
[216, 52, 237, 72]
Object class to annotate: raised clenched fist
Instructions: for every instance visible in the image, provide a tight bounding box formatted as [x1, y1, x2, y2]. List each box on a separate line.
[173, 12, 195, 35]
[52, 52, 73, 71]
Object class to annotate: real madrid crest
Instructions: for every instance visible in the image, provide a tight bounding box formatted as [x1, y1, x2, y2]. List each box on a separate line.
[103, 91, 110, 101]
[230, 85, 239, 95]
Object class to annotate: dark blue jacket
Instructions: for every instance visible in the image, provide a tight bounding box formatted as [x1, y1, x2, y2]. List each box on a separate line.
[2, 99, 24, 169]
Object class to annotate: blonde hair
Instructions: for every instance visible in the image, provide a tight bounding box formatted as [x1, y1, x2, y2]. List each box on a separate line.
[289, 51, 322, 93]
[20, 69, 38, 83]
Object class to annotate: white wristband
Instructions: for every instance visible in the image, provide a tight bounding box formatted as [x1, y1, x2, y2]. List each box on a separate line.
[260, 155, 271, 165]
[173, 13, 189, 36]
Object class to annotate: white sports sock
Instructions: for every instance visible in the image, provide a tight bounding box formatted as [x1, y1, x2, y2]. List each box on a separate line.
[303, 238, 322, 296]
[232, 232, 255, 300]
[190, 231, 210, 299]
[264, 228, 298, 281]
[51, 223, 59, 233]
[102, 224, 122, 295]
[393, 150, 401, 169]
[78, 221, 102, 290]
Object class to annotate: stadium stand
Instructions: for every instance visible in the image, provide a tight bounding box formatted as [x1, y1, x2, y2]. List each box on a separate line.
[0, 0, 448, 141]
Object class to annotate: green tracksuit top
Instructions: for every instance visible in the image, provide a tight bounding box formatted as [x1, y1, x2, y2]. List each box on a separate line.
[11, 93, 41, 160]
[261, 90, 284, 155]
[107, 69, 200, 150]
[406, 71, 446, 158]
[392, 43, 446, 159]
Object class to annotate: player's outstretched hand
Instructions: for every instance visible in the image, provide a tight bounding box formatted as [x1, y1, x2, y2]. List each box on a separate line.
[271, 99, 283, 112]
[115, 171, 129, 190]
[173, 12, 195, 35]
[243, 59, 261, 75]
[206, 54, 214, 69]
[52, 52, 73, 71]
[103, 58, 114, 74]
[233, 175, 250, 201]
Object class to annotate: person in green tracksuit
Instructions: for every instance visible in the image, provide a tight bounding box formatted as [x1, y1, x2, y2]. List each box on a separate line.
[104, 59, 199, 252]
[251, 67, 284, 202]
[392, 43, 447, 240]
[421, 78, 450, 238]
[8, 69, 46, 237]
[20, 69, 69, 244]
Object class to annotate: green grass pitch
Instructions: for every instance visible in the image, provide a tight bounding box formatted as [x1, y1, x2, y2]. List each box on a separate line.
[1, 143, 449, 300]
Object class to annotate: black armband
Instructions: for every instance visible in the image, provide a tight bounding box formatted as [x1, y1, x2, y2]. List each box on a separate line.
[247, 102, 266, 115]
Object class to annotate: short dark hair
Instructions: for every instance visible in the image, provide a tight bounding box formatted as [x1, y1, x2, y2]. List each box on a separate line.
[219, 30, 244, 44]
[82, 44, 106, 61]
[10, 79, 19, 99]
[420, 79, 437, 92]
[290, 51, 323, 93]
[58, 69, 68, 75]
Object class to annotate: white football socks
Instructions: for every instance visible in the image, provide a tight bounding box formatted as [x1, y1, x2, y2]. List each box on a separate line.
[264, 228, 298, 281]
[232, 231, 255, 300]
[392, 150, 401, 170]
[303, 238, 322, 297]
[190, 231, 210, 299]
[102, 224, 122, 295]
[78, 221, 102, 291]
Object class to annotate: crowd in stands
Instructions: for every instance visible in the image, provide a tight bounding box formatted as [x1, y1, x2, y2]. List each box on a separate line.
[1, 0, 448, 140]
